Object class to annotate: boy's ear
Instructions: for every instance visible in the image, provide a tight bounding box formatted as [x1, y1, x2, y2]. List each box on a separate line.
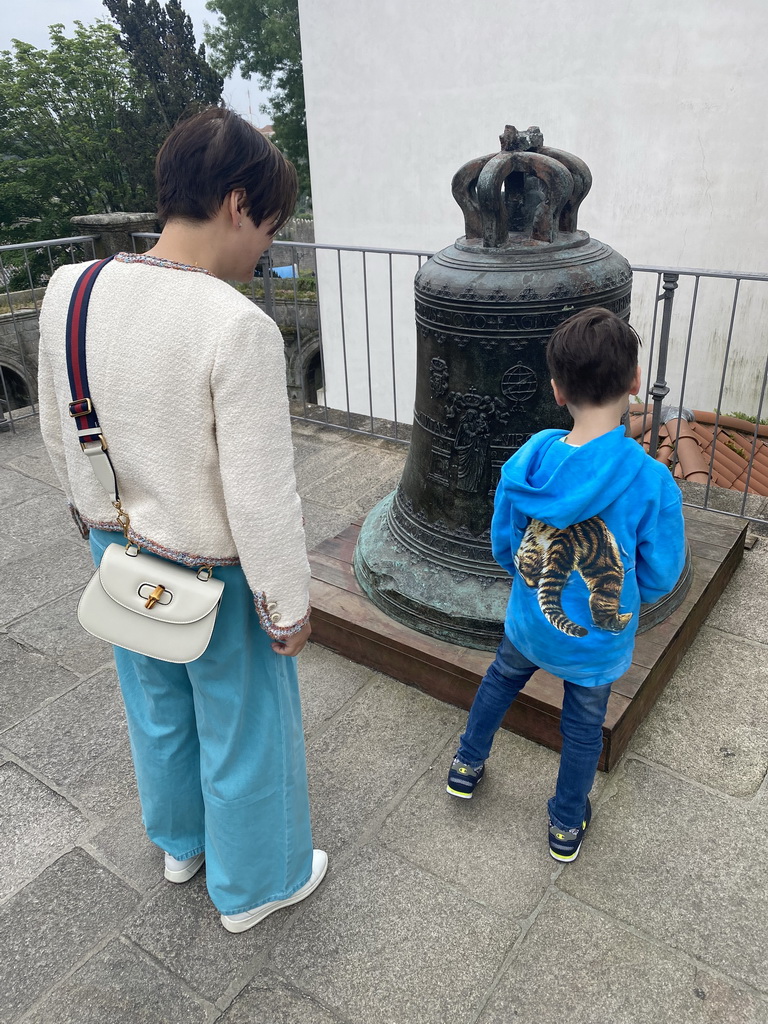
[630, 365, 642, 396]
[551, 378, 568, 407]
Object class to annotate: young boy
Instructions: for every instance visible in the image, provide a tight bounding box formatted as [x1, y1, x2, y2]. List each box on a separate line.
[446, 306, 686, 862]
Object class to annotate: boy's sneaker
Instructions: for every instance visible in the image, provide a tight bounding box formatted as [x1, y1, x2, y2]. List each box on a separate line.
[446, 757, 485, 799]
[548, 798, 591, 862]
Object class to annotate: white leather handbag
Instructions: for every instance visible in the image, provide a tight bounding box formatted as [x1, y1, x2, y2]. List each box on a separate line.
[67, 258, 224, 663]
[78, 541, 224, 663]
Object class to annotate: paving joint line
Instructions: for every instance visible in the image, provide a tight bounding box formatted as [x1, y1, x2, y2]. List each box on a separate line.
[115, 935, 221, 1022]
[302, 667, 381, 746]
[78, 839, 153, 898]
[467, 885, 561, 1024]
[263, 969, 368, 1024]
[14, 933, 119, 1024]
[0, 658, 119, 738]
[554, 888, 768, 1005]
[1, 464, 64, 491]
[702, 622, 768, 650]
[325, 721, 468, 876]
[0, 749, 114, 829]
[623, 751, 765, 804]
[1, 580, 92, 631]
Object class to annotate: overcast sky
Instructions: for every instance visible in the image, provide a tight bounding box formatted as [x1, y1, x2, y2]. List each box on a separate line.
[0, 0, 272, 123]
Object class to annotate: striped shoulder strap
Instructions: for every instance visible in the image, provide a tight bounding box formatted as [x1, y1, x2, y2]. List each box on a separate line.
[64, 257, 120, 502]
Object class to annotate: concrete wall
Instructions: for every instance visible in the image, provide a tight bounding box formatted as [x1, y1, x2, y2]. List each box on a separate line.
[298, 0, 768, 420]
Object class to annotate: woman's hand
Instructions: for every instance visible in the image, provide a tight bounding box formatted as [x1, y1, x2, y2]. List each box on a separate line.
[271, 619, 312, 657]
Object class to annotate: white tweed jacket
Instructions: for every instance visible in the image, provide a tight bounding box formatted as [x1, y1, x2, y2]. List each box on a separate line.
[37, 254, 310, 640]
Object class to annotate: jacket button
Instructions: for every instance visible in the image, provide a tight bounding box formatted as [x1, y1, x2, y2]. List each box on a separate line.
[267, 601, 277, 611]
[270, 612, 281, 623]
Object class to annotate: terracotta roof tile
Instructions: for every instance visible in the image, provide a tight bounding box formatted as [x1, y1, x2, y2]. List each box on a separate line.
[628, 408, 768, 497]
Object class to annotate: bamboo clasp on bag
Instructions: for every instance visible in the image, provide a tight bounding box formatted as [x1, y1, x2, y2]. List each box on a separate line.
[145, 584, 166, 610]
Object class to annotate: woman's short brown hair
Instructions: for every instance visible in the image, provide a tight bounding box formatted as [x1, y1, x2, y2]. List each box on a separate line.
[155, 107, 298, 230]
[546, 306, 641, 406]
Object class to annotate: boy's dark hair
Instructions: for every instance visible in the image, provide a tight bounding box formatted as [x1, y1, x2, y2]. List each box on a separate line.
[155, 107, 297, 231]
[546, 306, 640, 406]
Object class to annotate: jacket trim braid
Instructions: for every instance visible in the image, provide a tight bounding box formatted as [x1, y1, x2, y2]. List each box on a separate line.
[73, 507, 241, 567]
[254, 593, 311, 640]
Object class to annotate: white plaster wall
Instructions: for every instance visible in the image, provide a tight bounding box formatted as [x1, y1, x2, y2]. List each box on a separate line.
[298, 0, 768, 421]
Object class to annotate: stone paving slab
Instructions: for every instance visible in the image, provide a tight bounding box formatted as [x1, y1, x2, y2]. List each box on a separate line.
[268, 844, 517, 1024]
[85, 810, 162, 894]
[1, 667, 136, 817]
[0, 465, 54, 508]
[0, 417, 48, 456]
[0, 762, 87, 900]
[300, 448, 405, 519]
[301, 497, 361, 553]
[5, 450, 64, 491]
[6, 590, 112, 677]
[710, 538, 768, 646]
[0, 849, 141, 1023]
[629, 625, 768, 796]
[122, 870, 280, 1004]
[0, 529, 35, 566]
[379, 728, 603, 920]
[21, 939, 212, 1024]
[218, 972, 347, 1024]
[0, 632, 80, 729]
[2, 491, 81, 541]
[298, 641, 374, 736]
[557, 759, 768, 995]
[304, 673, 464, 856]
[478, 890, 768, 1024]
[292, 439, 362, 494]
[2, 535, 92, 625]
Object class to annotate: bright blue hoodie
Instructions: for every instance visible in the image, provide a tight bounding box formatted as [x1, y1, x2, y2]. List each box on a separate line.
[491, 426, 686, 687]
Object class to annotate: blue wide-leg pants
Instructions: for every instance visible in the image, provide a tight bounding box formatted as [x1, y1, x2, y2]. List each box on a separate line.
[456, 634, 612, 830]
[89, 529, 314, 916]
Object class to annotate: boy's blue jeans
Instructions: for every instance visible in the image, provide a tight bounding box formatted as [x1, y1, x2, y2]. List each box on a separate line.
[456, 634, 612, 830]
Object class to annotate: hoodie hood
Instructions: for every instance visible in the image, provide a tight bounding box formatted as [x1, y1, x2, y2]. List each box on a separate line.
[501, 426, 648, 528]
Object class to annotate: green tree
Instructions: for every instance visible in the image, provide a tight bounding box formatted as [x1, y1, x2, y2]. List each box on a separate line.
[103, 0, 224, 201]
[0, 21, 142, 245]
[204, 0, 310, 199]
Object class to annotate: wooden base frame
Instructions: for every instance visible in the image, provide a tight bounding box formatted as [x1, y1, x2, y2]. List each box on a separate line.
[308, 506, 746, 771]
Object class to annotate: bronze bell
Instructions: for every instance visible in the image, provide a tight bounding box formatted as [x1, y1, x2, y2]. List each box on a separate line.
[354, 127, 648, 649]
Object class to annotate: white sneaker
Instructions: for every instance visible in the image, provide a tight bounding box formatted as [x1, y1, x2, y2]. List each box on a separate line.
[164, 851, 205, 883]
[220, 849, 328, 933]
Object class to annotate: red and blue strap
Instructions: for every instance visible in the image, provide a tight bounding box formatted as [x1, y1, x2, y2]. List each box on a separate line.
[65, 257, 122, 502]
[65, 256, 114, 445]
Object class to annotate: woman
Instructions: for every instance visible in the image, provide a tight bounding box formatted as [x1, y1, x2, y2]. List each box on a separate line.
[37, 107, 326, 933]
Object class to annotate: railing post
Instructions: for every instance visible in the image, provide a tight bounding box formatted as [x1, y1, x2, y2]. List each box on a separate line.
[260, 251, 276, 320]
[648, 272, 678, 457]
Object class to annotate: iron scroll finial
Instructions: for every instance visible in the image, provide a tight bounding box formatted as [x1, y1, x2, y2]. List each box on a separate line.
[451, 126, 593, 246]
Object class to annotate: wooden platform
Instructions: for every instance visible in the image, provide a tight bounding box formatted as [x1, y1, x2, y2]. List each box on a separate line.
[308, 506, 747, 770]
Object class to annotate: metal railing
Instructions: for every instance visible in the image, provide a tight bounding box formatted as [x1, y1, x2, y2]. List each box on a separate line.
[629, 264, 768, 523]
[2, 231, 767, 524]
[0, 235, 98, 429]
[131, 233, 433, 444]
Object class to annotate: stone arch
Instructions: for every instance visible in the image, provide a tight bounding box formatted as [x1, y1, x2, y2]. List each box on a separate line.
[285, 331, 323, 405]
[0, 364, 32, 410]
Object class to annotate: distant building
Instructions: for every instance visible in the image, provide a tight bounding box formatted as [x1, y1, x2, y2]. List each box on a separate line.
[259, 125, 275, 139]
